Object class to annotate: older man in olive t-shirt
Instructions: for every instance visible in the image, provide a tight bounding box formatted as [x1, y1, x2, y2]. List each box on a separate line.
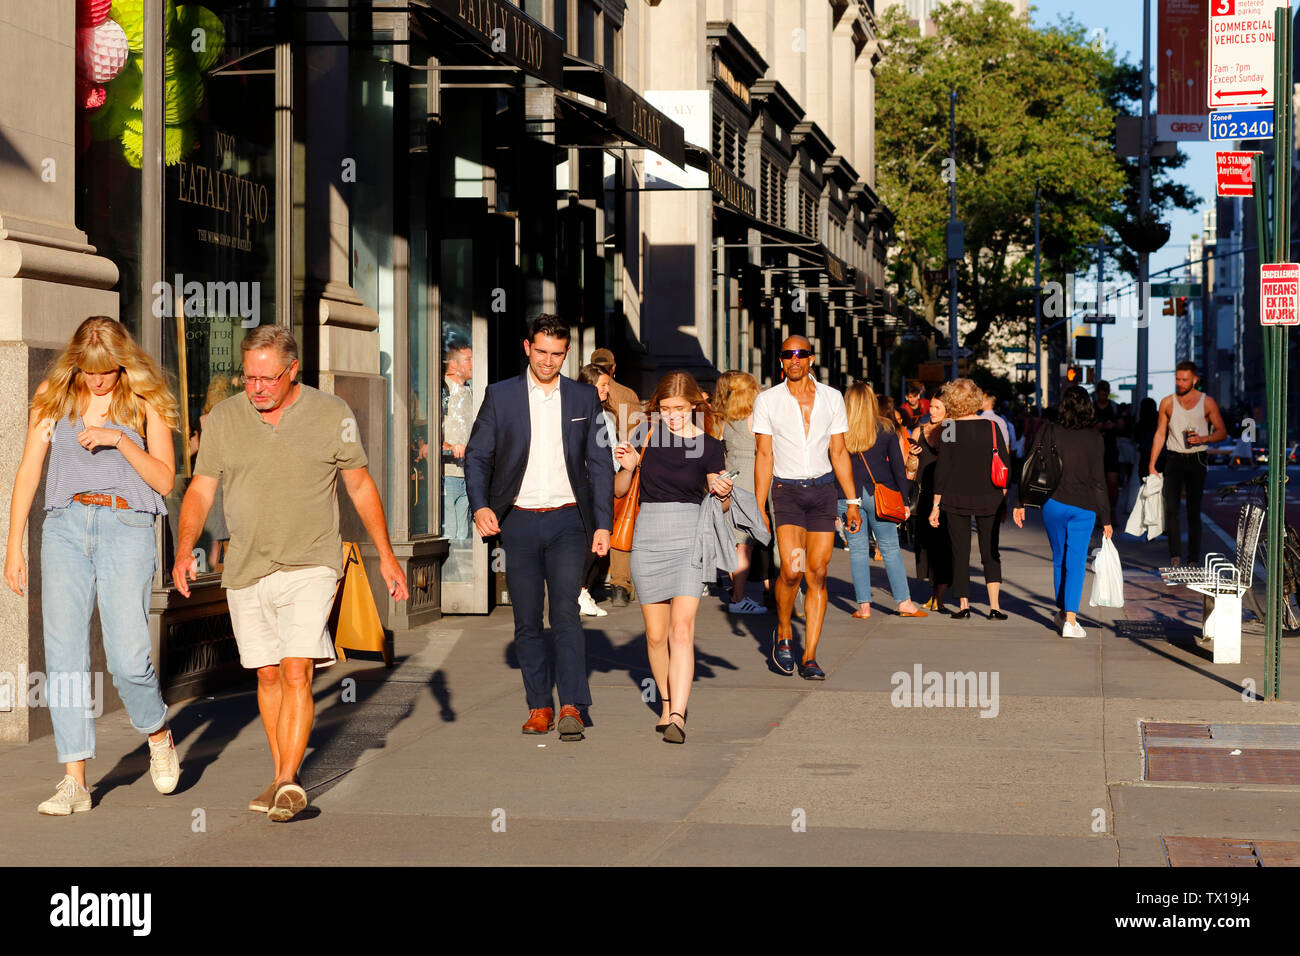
[173, 327, 408, 823]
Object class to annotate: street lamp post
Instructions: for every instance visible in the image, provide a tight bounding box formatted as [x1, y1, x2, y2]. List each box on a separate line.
[1034, 181, 1043, 411]
[947, 88, 962, 381]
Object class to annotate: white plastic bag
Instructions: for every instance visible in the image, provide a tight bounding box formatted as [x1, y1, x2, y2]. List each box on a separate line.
[1089, 537, 1125, 608]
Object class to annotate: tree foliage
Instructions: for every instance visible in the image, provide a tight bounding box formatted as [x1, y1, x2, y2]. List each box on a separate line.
[875, 0, 1126, 352]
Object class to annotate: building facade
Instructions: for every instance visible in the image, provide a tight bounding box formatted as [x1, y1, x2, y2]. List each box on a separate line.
[0, 0, 906, 740]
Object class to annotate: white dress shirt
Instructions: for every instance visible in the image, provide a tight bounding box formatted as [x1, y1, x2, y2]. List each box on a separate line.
[515, 370, 577, 509]
[752, 379, 849, 480]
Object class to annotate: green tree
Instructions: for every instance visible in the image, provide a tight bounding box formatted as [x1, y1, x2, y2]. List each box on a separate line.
[875, 0, 1126, 352]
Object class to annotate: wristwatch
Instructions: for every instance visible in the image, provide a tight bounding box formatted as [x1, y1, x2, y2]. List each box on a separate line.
[845, 498, 862, 506]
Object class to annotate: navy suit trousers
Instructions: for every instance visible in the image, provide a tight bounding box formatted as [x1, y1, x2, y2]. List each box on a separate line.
[500, 506, 591, 709]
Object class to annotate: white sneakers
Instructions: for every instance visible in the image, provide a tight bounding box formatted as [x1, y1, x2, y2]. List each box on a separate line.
[728, 597, 767, 615]
[1061, 619, 1087, 639]
[578, 588, 608, 617]
[148, 729, 181, 794]
[37, 774, 92, 816]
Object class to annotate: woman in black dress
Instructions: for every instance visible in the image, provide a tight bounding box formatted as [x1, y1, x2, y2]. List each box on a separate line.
[910, 395, 952, 612]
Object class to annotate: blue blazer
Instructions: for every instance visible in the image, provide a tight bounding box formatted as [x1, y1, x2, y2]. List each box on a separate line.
[464, 373, 615, 536]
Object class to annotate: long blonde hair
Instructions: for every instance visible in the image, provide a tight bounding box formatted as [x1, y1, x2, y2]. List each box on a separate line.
[32, 317, 180, 435]
[844, 382, 884, 453]
[710, 370, 759, 437]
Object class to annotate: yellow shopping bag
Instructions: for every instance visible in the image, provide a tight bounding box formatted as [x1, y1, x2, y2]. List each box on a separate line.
[330, 542, 391, 665]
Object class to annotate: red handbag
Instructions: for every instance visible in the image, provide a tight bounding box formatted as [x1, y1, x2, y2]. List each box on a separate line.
[989, 420, 1008, 489]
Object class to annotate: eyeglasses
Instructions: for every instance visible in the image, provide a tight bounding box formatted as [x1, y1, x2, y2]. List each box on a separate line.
[243, 366, 291, 389]
[780, 349, 814, 360]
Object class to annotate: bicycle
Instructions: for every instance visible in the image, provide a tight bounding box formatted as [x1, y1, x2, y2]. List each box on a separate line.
[1216, 472, 1300, 631]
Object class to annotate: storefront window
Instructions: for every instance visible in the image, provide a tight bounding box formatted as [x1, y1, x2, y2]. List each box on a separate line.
[409, 41, 433, 538]
[351, 37, 397, 521]
[75, 0, 146, 335]
[159, 1, 277, 576]
[440, 238, 474, 582]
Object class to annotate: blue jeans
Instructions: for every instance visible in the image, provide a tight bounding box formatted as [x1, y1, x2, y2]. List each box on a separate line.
[443, 476, 470, 540]
[838, 495, 913, 606]
[1042, 497, 1096, 614]
[40, 502, 168, 763]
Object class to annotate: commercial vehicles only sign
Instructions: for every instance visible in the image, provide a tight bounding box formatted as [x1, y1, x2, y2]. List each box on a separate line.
[1208, 0, 1291, 109]
[1260, 262, 1300, 325]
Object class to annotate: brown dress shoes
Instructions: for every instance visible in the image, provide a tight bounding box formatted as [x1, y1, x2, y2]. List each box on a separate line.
[521, 707, 554, 734]
[556, 705, 585, 742]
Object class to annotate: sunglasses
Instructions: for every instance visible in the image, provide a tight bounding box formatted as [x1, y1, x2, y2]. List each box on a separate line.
[780, 349, 814, 360]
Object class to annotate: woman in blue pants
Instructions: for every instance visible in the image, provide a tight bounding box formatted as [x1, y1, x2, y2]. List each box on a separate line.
[1013, 386, 1113, 638]
[837, 383, 926, 619]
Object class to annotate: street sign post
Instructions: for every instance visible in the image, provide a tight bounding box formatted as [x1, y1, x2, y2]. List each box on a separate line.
[1209, 0, 1291, 110]
[1208, 108, 1274, 141]
[1083, 315, 1117, 325]
[1150, 282, 1203, 296]
[1260, 262, 1300, 325]
[1217, 150, 1263, 196]
[1015, 362, 1037, 371]
[935, 346, 972, 359]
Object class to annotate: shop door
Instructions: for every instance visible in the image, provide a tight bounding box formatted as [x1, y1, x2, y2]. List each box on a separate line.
[439, 212, 517, 613]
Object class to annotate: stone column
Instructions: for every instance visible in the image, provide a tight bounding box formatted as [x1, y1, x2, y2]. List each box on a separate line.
[0, 2, 122, 743]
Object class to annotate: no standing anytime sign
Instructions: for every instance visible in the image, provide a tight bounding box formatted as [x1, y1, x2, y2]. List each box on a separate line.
[1260, 263, 1300, 326]
[1209, 0, 1291, 109]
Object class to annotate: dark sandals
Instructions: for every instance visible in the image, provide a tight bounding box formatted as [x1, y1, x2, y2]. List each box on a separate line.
[662, 712, 686, 744]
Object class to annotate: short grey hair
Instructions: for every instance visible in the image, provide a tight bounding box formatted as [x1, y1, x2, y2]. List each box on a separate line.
[240, 325, 299, 365]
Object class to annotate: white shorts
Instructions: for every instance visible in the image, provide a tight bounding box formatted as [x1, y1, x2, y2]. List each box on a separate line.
[225, 566, 340, 670]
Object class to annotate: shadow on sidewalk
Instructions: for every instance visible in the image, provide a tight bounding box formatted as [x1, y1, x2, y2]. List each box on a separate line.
[502, 627, 739, 724]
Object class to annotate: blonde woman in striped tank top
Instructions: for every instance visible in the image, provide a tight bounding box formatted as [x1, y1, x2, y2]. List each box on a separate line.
[4, 317, 182, 815]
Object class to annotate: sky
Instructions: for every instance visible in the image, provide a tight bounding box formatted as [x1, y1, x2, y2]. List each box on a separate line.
[1029, 0, 1214, 403]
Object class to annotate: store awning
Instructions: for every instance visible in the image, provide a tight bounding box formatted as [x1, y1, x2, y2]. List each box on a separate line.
[824, 248, 851, 288]
[684, 144, 757, 219]
[561, 57, 686, 167]
[413, 0, 565, 88]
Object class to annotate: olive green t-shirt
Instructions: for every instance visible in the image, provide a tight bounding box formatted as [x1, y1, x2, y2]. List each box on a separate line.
[195, 384, 368, 590]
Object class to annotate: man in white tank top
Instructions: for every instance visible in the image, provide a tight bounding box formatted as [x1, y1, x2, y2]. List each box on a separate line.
[1147, 361, 1228, 565]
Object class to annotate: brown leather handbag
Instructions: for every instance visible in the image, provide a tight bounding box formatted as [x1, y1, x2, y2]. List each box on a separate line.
[611, 443, 646, 551]
[860, 452, 907, 523]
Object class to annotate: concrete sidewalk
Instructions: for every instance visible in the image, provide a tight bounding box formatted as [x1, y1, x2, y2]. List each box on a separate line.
[3, 513, 1299, 866]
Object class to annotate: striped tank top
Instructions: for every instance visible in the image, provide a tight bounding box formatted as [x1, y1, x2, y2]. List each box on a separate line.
[44, 413, 168, 514]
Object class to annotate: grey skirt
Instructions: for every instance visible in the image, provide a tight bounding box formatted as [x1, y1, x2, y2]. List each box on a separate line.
[631, 501, 702, 604]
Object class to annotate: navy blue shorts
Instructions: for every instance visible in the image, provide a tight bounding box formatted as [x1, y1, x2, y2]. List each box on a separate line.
[772, 479, 839, 534]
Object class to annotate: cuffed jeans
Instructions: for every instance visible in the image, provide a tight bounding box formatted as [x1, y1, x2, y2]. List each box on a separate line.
[838, 496, 913, 606]
[41, 502, 168, 763]
[1042, 497, 1096, 614]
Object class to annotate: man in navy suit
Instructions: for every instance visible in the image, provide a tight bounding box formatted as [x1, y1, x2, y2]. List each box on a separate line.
[465, 314, 614, 741]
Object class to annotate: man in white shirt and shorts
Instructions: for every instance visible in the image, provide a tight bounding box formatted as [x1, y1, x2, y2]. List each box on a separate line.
[754, 336, 862, 680]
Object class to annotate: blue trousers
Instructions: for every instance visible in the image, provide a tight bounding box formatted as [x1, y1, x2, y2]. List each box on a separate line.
[838, 496, 913, 606]
[1041, 498, 1096, 614]
[41, 502, 168, 763]
[499, 506, 591, 709]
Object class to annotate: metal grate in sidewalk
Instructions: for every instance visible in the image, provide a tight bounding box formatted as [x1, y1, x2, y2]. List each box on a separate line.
[1162, 836, 1300, 866]
[1142, 721, 1300, 785]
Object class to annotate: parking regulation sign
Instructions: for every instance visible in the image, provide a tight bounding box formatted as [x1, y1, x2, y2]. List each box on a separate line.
[1216, 150, 1261, 196]
[1260, 262, 1300, 325]
[1207, 107, 1274, 141]
[1208, 0, 1291, 110]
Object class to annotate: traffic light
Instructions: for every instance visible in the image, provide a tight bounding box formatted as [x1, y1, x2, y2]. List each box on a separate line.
[1066, 366, 1081, 384]
[1175, 297, 1188, 317]
[1163, 297, 1175, 315]
[1074, 335, 1097, 361]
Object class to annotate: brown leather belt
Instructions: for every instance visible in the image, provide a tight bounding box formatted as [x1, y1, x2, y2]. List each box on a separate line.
[73, 493, 131, 510]
[514, 502, 577, 513]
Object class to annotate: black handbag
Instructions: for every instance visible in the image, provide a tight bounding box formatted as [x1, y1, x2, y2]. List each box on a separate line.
[1020, 423, 1063, 508]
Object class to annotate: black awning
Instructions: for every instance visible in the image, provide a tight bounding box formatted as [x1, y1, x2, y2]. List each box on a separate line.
[414, 0, 566, 89]
[685, 145, 757, 219]
[560, 57, 686, 168]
